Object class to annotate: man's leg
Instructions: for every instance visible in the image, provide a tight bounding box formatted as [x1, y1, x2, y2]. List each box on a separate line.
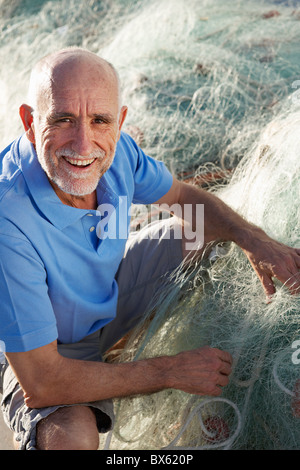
[34, 405, 99, 451]
[2, 331, 114, 450]
[99, 217, 184, 354]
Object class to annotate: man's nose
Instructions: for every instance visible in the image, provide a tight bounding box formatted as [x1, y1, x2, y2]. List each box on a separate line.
[72, 121, 94, 156]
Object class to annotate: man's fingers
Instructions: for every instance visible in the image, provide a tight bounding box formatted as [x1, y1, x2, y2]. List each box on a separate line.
[273, 250, 300, 292]
[273, 257, 300, 294]
[246, 240, 300, 298]
[256, 251, 300, 298]
[218, 351, 233, 369]
[259, 272, 276, 300]
[219, 360, 232, 376]
[217, 373, 230, 388]
[204, 347, 233, 368]
[173, 347, 234, 396]
[210, 349, 233, 383]
[283, 271, 300, 295]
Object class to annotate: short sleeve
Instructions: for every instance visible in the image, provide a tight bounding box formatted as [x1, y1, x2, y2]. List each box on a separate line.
[133, 149, 174, 204]
[119, 134, 173, 204]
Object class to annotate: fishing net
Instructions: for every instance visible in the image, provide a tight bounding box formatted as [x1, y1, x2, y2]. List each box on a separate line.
[1, 0, 299, 450]
[1, 0, 300, 176]
[101, 100, 300, 450]
[100, 0, 300, 175]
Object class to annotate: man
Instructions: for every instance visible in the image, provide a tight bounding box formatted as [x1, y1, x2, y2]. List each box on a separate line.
[0, 47, 299, 450]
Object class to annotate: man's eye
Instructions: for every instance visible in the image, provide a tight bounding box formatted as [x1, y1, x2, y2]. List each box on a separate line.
[59, 118, 72, 123]
[48, 117, 72, 125]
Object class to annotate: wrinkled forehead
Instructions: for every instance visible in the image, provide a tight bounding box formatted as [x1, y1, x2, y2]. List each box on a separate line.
[29, 52, 120, 115]
[52, 54, 117, 90]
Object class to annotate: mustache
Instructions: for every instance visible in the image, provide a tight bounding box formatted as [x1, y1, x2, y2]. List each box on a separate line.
[55, 147, 106, 160]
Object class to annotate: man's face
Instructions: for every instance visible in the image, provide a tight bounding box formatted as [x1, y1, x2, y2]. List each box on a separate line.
[31, 59, 126, 198]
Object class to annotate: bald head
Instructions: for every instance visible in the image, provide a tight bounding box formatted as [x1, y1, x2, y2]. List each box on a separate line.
[19, 46, 128, 205]
[27, 47, 122, 113]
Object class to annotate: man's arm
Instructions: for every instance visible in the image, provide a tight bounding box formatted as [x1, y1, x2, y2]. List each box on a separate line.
[6, 342, 232, 409]
[155, 178, 300, 298]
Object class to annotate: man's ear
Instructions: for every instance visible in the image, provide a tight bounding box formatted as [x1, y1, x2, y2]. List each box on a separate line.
[19, 104, 36, 144]
[117, 106, 128, 138]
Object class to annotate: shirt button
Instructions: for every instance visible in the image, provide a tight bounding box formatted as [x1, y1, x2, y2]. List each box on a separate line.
[89, 226, 95, 232]
[87, 213, 93, 216]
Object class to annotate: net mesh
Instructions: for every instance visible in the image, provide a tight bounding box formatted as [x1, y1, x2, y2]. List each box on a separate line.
[0, 0, 299, 450]
[1, 0, 300, 176]
[102, 103, 300, 450]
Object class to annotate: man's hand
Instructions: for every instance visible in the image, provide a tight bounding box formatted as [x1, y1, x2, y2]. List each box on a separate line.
[166, 346, 233, 397]
[240, 227, 300, 299]
[156, 179, 300, 300]
[6, 342, 232, 409]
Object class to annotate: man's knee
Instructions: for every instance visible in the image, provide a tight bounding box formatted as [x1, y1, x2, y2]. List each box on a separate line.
[36, 405, 99, 450]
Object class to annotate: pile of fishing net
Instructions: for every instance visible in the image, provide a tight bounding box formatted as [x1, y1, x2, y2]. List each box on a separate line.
[101, 0, 300, 175]
[1, 0, 300, 177]
[101, 101, 300, 450]
[1, 0, 299, 449]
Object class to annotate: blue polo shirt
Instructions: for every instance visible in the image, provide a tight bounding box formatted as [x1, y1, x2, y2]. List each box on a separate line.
[0, 132, 173, 352]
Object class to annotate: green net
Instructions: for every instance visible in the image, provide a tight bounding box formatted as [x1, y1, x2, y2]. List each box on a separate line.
[102, 103, 300, 450]
[1, 0, 299, 449]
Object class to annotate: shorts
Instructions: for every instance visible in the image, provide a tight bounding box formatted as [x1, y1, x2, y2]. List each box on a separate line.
[0, 218, 183, 450]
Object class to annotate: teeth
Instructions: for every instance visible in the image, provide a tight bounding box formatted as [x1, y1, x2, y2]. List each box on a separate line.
[65, 157, 95, 167]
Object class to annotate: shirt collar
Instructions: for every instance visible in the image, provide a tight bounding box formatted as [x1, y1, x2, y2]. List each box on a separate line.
[17, 134, 101, 230]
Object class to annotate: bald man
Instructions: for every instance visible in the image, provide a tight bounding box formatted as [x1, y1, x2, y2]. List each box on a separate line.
[0, 47, 299, 450]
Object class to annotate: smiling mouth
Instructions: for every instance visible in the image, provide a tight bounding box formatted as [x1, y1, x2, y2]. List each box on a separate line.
[64, 157, 96, 168]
